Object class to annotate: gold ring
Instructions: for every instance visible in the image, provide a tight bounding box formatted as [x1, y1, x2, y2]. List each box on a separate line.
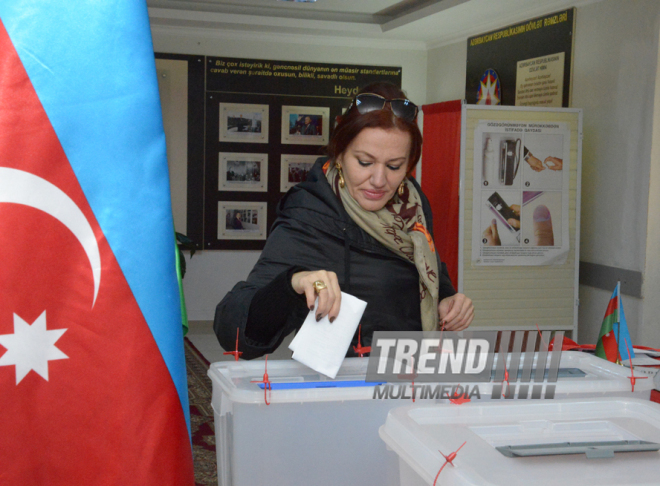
[313, 280, 327, 293]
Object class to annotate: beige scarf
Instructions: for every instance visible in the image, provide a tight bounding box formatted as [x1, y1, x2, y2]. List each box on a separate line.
[323, 160, 440, 331]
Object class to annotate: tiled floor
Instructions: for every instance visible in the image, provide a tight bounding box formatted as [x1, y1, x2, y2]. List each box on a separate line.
[186, 320, 294, 363]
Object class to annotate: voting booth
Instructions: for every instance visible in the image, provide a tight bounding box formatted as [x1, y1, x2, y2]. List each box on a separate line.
[209, 351, 655, 486]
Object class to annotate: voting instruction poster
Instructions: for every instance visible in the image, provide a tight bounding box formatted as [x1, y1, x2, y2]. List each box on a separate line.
[471, 119, 570, 266]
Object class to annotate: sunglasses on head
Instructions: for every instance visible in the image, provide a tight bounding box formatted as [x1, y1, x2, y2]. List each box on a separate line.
[349, 93, 419, 122]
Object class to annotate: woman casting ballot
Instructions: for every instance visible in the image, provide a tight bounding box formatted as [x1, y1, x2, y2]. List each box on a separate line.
[214, 82, 474, 359]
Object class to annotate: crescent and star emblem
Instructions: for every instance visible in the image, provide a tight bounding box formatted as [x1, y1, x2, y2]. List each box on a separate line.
[0, 167, 102, 384]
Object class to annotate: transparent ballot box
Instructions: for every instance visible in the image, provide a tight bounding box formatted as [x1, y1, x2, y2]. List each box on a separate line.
[379, 398, 660, 486]
[208, 352, 656, 486]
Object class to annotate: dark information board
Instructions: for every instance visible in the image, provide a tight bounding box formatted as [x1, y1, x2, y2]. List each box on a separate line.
[201, 56, 402, 250]
[466, 9, 575, 107]
[206, 57, 401, 97]
[155, 53, 402, 250]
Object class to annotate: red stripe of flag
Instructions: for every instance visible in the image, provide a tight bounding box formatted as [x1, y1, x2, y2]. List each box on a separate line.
[0, 19, 194, 484]
[603, 295, 618, 320]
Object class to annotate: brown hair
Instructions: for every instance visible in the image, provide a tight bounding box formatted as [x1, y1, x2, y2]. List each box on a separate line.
[327, 82, 422, 173]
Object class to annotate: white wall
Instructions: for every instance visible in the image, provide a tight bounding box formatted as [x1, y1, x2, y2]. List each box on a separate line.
[426, 40, 466, 103]
[574, 0, 660, 345]
[641, 26, 660, 347]
[151, 26, 428, 321]
[573, 0, 659, 271]
[426, 0, 660, 346]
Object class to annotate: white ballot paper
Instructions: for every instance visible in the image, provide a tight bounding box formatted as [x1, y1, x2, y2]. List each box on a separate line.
[289, 292, 367, 379]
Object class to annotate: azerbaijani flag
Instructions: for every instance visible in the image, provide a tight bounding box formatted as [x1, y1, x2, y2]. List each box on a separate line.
[595, 282, 635, 363]
[0, 2, 194, 485]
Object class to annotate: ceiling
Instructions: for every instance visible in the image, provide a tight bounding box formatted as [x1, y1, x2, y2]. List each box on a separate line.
[148, 0, 600, 49]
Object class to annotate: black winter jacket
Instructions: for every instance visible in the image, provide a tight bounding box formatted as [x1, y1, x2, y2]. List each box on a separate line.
[214, 158, 456, 360]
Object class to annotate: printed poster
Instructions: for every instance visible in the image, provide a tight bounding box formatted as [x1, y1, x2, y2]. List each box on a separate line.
[515, 52, 565, 107]
[471, 120, 570, 265]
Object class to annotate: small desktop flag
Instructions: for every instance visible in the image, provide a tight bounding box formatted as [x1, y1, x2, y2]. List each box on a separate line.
[0, 2, 194, 485]
[595, 282, 635, 362]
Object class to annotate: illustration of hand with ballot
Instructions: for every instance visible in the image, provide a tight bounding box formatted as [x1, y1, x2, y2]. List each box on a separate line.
[525, 152, 545, 172]
[544, 156, 563, 171]
[524, 148, 563, 172]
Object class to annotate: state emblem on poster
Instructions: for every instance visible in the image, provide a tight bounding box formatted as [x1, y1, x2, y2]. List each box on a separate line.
[476, 68, 501, 105]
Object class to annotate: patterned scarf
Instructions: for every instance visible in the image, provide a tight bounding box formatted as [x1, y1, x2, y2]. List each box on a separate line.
[323, 160, 440, 331]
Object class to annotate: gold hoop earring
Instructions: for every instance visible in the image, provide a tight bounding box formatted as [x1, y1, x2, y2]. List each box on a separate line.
[398, 181, 405, 196]
[336, 161, 345, 188]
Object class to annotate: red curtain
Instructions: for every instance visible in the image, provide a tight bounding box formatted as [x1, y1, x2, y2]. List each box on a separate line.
[421, 100, 462, 289]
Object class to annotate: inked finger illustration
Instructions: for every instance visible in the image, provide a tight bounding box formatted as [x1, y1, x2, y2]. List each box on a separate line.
[533, 204, 554, 246]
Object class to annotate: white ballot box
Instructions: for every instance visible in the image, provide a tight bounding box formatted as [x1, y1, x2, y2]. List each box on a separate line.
[379, 398, 660, 486]
[209, 358, 399, 486]
[208, 353, 656, 486]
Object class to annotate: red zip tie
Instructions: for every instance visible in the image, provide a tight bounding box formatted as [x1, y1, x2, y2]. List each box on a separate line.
[499, 329, 511, 398]
[433, 441, 466, 486]
[352, 323, 371, 357]
[502, 360, 510, 398]
[250, 355, 272, 405]
[624, 338, 647, 393]
[436, 321, 466, 404]
[449, 384, 470, 405]
[223, 327, 243, 361]
[535, 324, 549, 349]
[396, 356, 417, 402]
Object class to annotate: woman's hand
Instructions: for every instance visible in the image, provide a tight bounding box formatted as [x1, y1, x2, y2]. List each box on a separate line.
[291, 270, 341, 322]
[438, 293, 474, 331]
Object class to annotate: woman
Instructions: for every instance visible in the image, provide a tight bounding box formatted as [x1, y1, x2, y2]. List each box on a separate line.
[214, 82, 474, 360]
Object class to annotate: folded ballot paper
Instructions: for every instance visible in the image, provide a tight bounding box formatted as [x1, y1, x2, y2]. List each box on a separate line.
[289, 292, 367, 379]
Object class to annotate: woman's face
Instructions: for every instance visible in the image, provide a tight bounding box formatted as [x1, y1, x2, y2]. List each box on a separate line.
[337, 127, 411, 211]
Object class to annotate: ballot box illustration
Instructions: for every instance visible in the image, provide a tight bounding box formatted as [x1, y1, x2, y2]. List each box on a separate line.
[208, 353, 657, 486]
[379, 398, 660, 486]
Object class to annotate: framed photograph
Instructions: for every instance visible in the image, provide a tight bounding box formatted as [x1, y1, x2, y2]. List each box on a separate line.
[219, 103, 269, 143]
[280, 154, 318, 192]
[219, 153, 268, 192]
[281, 106, 330, 145]
[218, 201, 268, 240]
